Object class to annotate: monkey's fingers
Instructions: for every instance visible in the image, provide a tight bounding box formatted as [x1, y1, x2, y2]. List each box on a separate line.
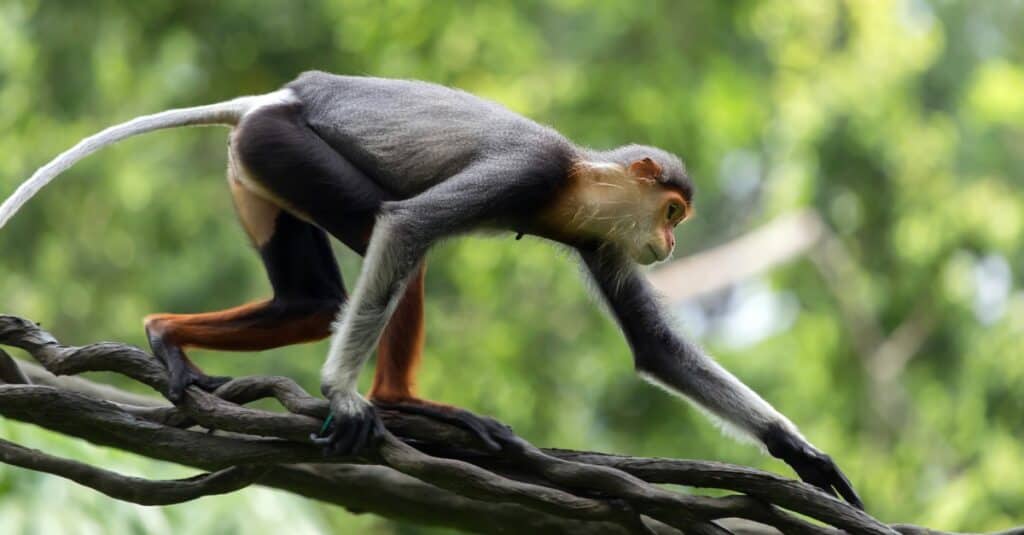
[373, 400, 514, 452]
[789, 451, 865, 510]
[310, 406, 383, 457]
[309, 429, 337, 446]
[765, 430, 864, 510]
[149, 336, 232, 403]
[192, 373, 232, 392]
[820, 461, 863, 510]
[166, 367, 233, 403]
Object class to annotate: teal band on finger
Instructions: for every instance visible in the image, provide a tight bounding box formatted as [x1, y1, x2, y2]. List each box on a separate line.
[319, 414, 334, 436]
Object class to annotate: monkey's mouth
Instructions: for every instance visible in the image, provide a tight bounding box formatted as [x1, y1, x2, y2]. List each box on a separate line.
[643, 244, 661, 265]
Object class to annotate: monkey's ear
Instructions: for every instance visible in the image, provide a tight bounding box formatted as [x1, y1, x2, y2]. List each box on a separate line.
[628, 157, 663, 183]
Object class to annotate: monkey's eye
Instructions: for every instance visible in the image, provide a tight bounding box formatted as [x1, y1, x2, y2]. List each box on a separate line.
[665, 202, 684, 224]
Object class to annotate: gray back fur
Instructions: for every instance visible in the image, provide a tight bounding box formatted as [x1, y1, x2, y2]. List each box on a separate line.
[288, 71, 575, 196]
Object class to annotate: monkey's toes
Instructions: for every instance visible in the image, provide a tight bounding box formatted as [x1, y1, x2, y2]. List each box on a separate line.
[373, 400, 516, 452]
[165, 369, 234, 403]
[310, 405, 384, 457]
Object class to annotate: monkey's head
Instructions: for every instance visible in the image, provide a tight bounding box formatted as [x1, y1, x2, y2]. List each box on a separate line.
[560, 145, 693, 265]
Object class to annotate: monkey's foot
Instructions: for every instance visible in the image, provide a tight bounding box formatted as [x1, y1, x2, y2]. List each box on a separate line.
[311, 393, 385, 456]
[147, 332, 232, 403]
[371, 398, 516, 452]
[167, 367, 233, 403]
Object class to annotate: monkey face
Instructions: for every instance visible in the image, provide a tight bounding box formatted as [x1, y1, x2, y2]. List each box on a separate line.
[539, 157, 691, 264]
[622, 187, 689, 265]
[619, 159, 691, 265]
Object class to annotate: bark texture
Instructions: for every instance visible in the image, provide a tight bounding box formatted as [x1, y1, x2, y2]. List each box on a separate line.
[0, 315, 1015, 535]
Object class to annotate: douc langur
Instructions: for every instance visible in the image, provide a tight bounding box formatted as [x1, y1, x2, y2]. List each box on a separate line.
[0, 71, 863, 508]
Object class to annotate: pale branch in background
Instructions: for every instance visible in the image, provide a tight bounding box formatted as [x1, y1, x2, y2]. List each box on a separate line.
[648, 210, 827, 303]
[648, 210, 939, 430]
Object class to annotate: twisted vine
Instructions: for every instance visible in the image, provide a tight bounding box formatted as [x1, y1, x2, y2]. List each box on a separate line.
[0, 315, 1011, 535]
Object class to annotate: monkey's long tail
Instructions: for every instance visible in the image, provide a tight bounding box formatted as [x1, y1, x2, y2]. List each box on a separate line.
[0, 93, 270, 229]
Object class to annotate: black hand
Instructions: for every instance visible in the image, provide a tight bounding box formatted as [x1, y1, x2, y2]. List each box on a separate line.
[310, 400, 385, 456]
[763, 426, 864, 510]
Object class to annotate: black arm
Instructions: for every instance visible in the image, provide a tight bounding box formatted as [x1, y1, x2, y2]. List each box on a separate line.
[578, 246, 863, 509]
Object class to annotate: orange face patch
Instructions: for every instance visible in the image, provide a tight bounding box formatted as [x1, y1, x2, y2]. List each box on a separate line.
[535, 159, 690, 264]
[662, 191, 692, 225]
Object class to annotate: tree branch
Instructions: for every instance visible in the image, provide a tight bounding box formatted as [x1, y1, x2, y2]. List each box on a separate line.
[0, 437, 269, 505]
[0, 315, 1012, 534]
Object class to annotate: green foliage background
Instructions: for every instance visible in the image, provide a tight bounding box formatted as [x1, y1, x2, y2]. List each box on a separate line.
[1, 0, 1022, 532]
